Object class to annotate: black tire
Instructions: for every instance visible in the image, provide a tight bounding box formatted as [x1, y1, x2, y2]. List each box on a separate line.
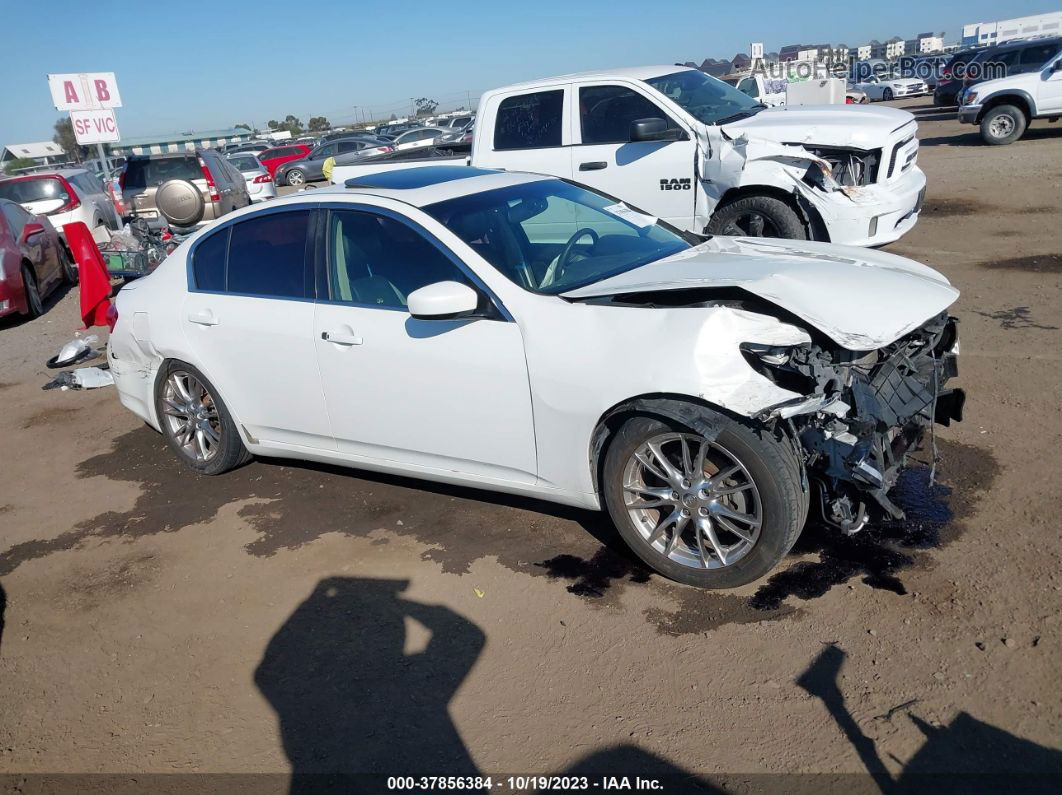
[155, 361, 252, 476]
[706, 195, 807, 239]
[21, 264, 43, 318]
[601, 412, 806, 589]
[60, 243, 78, 285]
[882, 88, 894, 101]
[980, 104, 1026, 146]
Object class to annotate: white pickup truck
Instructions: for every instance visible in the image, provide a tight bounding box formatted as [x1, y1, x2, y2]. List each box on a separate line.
[334, 65, 926, 246]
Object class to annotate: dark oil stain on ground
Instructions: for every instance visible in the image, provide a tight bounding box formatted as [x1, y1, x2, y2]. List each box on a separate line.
[21, 406, 80, 429]
[0, 429, 997, 637]
[65, 551, 161, 611]
[920, 198, 987, 218]
[974, 306, 1058, 331]
[979, 253, 1062, 273]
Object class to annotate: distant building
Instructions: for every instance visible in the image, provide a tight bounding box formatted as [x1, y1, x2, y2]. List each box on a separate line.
[906, 32, 945, 53]
[850, 44, 873, 60]
[110, 127, 254, 157]
[962, 11, 1062, 46]
[886, 37, 906, 58]
[2, 141, 67, 168]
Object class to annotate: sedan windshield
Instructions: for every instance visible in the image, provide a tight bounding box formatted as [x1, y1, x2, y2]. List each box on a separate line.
[644, 70, 765, 125]
[425, 179, 691, 294]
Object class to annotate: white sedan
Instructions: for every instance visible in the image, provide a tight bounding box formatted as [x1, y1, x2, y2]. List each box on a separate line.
[850, 75, 929, 101]
[108, 167, 963, 588]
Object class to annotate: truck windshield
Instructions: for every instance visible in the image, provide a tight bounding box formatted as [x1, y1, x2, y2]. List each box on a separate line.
[425, 179, 692, 295]
[644, 70, 765, 125]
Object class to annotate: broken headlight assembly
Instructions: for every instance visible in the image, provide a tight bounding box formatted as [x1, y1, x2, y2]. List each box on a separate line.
[802, 146, 881, 187]
[746, 315, 964, 534]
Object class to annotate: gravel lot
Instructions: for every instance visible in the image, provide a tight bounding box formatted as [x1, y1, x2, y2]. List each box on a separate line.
[0, 98, 1059, 789]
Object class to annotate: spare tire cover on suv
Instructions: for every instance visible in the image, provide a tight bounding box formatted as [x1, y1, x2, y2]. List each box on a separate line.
[155, 179, 205, 227]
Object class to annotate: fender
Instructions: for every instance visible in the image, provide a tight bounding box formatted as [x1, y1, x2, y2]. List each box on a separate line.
[976, 88, 1038, 120]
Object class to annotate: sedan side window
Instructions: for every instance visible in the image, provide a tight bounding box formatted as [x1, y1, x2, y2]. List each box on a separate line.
[193, 226, 228, 291]
[580, 85, 676, 144]
[327, 209, 472, 310]
[227, 210, 312, 298]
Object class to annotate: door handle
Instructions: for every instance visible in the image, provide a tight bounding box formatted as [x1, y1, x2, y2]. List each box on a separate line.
[579, 161, 608, 171]
[322, 331, 363, 346]
[188, 310, 219, 326]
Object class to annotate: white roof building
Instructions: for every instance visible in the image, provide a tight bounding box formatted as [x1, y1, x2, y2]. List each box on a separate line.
[1, 141, 67, 164]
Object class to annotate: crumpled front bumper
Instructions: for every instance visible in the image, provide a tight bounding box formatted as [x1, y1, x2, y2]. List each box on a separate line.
[803, 165, 927, 247]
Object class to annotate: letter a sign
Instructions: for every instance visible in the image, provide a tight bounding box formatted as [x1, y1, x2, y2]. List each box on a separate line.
[48, 72, 123, 145]
[48, 72, 122, 110]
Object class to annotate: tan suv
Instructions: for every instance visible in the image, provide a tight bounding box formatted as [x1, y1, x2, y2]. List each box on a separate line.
[119, 149, 250, 228]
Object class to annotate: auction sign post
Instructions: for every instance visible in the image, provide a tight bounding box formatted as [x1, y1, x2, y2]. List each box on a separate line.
[47, 72, 122, 169]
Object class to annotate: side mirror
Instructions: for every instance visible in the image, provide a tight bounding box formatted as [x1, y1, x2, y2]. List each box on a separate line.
[22, 222, 45, 242]
[629, 118, 685, 142]
[407, 281, 479, 320]
[1052, 60, 1062, 73]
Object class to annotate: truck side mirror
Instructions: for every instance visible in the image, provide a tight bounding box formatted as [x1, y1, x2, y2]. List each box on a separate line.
[629, 118, 685, 142]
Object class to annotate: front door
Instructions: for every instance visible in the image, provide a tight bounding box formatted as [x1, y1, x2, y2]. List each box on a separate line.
[569, 82, 698, 230]
[182, 208, 333, 449]
[1037, 52, 1062, 113]
[313, 207, 537, 483]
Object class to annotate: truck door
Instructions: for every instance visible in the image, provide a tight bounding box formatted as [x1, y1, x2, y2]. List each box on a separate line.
[569, 82, 697, 231]
[473, 86, 574, 180]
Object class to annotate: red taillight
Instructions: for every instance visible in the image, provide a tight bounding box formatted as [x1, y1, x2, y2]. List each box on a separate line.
[253, 173, 273, 184]
[845, 96, 855, 104]
[105, 302, 118, 331]
[198, 156, 221, 202]
[52, 175, 81, 214]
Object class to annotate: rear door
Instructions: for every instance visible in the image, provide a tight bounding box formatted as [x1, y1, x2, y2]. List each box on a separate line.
[570, 82, 697, 229]
[475, 87, 574, 180]
[181, 207, 333, 449]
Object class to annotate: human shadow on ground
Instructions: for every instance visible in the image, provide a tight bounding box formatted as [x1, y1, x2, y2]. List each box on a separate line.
[798, 644, 1062, 794]
[255, 577, 718, 794]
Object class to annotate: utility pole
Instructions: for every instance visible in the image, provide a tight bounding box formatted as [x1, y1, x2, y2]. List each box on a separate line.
[410, 97, 415, 120]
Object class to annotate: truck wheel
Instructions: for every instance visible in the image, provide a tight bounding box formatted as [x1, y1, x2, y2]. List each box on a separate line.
[601, 412, 806, 589]
[980, 105, 1026, 146]
[706, 195, 807, 239]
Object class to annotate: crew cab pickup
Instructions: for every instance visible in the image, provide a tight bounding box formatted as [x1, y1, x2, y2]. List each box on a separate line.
[334, 65, 927, 246]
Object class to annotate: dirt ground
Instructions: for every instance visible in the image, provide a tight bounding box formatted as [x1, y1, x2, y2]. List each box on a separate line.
[1, 98, 1060, 791]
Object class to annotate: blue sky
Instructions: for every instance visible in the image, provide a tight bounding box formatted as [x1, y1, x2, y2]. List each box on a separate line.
[1, 0, 1055, 144]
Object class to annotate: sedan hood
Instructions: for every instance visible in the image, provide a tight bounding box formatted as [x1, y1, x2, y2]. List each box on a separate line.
[722, 104, 916, 148]
[561, 237, 958, 350]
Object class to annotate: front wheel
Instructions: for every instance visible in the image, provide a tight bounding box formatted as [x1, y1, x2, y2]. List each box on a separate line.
[882, 88, 894, 101]
[980, 104, 1026, 146]
[706, 195, 807, 239]
[155, 362, 252, 475]
[602, 413, 807, 589]
[286, 169, 305, 186]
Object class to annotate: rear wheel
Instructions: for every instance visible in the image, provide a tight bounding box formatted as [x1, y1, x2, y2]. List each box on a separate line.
[286, 169, 305, 186]
[155, 362, 251, 475]
[60, 243, 78, 285]
[706, 195, 806, 239]
[602, 412, 806, 589]
[980, 104, 1026, 146]
[21, 264, 43, 318]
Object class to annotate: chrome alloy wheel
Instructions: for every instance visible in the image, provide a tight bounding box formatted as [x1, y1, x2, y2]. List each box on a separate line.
[286, 169, 305, 186]
[161, 370, 221, 463]
[621, 433, 762, 569]
[988, 114, 1015, 139]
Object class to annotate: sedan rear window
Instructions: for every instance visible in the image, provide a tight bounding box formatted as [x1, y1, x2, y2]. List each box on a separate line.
[123, 157, 201, 188]
[228, 155, 260, 172]
[0, 177, 65, 204]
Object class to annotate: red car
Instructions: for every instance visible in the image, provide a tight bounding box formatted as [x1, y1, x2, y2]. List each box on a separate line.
[257, 144, 312, 179]
[0, 198, 74, 320]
